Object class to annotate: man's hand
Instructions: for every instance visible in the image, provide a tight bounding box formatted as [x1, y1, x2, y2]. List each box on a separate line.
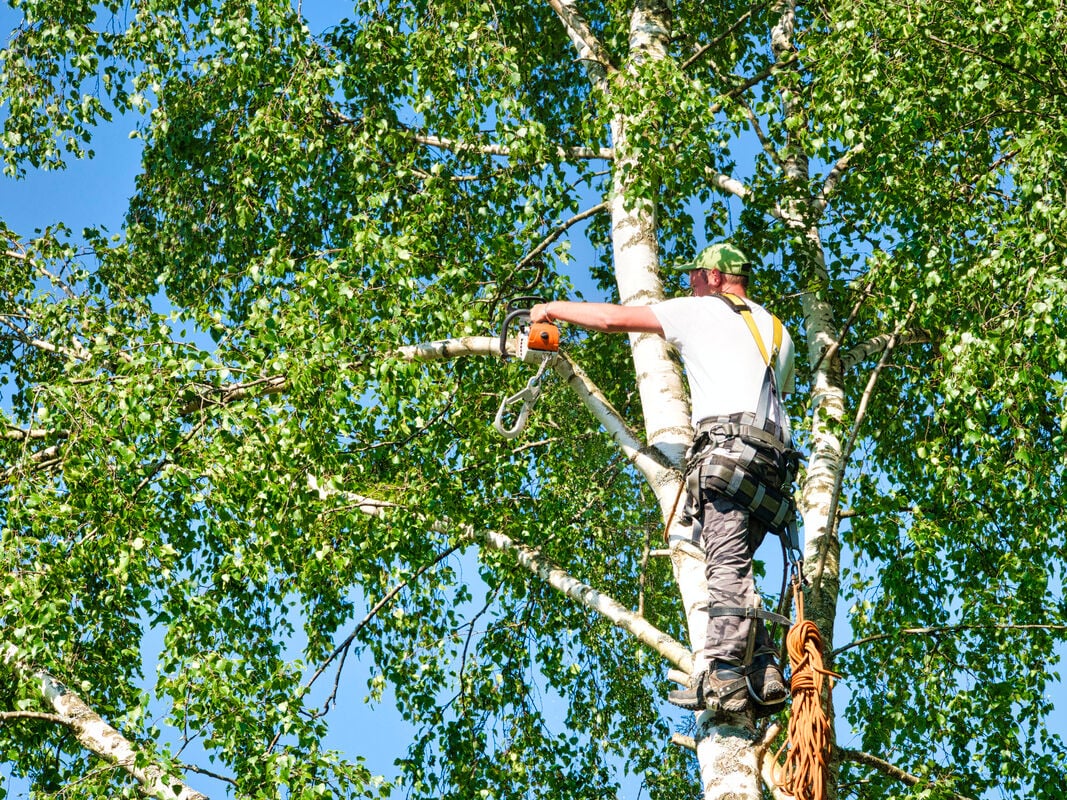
[530, 303, 553, 323]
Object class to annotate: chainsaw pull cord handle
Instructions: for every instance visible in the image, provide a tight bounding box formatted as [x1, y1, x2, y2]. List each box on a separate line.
[493, 356, 552, 439]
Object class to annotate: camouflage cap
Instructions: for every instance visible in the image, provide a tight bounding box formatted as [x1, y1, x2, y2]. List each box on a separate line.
[672, 243, 753, 275]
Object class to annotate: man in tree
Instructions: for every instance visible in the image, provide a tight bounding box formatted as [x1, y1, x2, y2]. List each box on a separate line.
[530, 243, 795, 716]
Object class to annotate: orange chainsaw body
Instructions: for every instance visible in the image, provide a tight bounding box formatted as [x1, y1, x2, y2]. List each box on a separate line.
[527, 322, 560, 353]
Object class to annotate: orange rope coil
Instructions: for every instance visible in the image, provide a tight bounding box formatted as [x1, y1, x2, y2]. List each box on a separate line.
[775, 588, 841, 800]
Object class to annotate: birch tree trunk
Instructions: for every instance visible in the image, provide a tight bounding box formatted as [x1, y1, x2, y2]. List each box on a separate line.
[771, 1, 846, 795]
[609, 4, 769, 799]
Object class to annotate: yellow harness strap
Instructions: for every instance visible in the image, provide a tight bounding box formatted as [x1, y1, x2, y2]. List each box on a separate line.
[718, 292, 782, 367]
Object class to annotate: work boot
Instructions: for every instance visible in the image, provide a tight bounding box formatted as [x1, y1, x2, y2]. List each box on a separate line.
[749, 653, 787, 718]
[666, 670, 709, 711]
[667, 662, 750, 712]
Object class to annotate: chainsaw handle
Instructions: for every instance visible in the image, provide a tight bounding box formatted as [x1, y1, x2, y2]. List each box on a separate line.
[498, 307, 532, 359]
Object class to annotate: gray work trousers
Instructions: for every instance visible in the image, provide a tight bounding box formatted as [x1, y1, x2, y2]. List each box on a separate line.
[697, 494, 774, 664]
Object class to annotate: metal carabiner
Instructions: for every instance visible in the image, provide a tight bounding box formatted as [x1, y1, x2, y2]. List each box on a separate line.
[493, 357, 552, 439]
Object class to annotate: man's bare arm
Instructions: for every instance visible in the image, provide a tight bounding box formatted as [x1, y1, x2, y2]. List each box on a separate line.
[530, 301, 664, 335]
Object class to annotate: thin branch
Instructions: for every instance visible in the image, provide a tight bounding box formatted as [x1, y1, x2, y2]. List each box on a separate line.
[737, 93, 784, 170]
[812, 277, 875, 375]
[0, 711, 68, 724]
[708, 55, 799, 116]
[681, 2, 765, 71]
[839, 748, 978, 800]
[517, 201, 609, 274]
[456, 588, 501, 702]
[926, 33, 1058, 98]
[552, 351, 673, 482]
[832, 623, 1067, 658]
[183, 764, 238, 787]
[326, 104, 613, 161]
[132, 418, 209, 497]
[687, 56, 798, 203]
[304, 537, 466, 707]
[479, 526, 694, 672]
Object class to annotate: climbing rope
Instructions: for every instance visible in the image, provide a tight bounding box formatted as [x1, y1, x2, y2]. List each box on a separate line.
[775, 581, 841, 800]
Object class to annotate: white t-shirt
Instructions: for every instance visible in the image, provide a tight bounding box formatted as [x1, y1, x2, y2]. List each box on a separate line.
[650, 295, 795, 431]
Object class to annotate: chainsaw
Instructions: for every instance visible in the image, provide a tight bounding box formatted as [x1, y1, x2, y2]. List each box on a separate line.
[497, 296, 560, 363]
[493, 297, 561, 438]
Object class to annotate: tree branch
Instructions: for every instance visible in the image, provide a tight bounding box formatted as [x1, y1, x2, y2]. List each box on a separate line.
[413, 132, 613, 161]
[816, 143, 865, 212]
[681, 2, 764, 71]
[708, 55, 799, 116]
[305, 481, 694, 674]
[704, 166, 752, 201]
[0, 710, 68, 724]
[517, 202, 609, 275]
[547, 0, 617, 83]
[3, 426, 63, 441]
[302, 526, 467, 713]
[179, 374, 289, 415]
[839, 748, 978, 800]
[1, 645, 207, 800]
[3, 444, 63, 483]
[840, 330, 931, 371]
[832, 623, 1067, 658]
[0, 314, 89, 362]
[480, 526, 693, 671]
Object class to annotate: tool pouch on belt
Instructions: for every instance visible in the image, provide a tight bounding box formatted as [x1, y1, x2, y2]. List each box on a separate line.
[684, 412, 800, 544]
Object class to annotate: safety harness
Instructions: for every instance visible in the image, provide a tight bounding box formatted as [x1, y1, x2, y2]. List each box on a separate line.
[683, 292, 803, 711]
[684, 293, 801, 546]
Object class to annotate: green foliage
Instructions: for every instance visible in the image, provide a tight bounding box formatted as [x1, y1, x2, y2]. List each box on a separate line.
[2, 0, 1067, 799]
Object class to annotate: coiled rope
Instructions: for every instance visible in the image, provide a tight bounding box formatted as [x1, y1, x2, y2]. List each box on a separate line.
[775, 583, 840, 800]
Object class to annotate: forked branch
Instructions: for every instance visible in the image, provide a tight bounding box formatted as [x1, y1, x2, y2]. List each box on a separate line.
[840, 748, 978, 800]
[305, 481, 694, 673]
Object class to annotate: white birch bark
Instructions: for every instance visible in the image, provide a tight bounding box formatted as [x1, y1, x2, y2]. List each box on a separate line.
[1, 645, 207, 800]
[611, 4, 769, 799]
